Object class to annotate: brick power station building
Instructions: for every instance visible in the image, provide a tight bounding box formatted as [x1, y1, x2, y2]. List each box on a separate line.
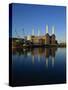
[26, 25, 58, 45]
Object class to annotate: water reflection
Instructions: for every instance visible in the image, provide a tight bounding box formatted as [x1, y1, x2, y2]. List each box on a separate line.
[12, 47, 66, 85]
[12, 47, 57, 67]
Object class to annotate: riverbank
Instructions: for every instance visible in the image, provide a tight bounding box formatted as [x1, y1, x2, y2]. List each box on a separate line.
[12, 44, 66, 50]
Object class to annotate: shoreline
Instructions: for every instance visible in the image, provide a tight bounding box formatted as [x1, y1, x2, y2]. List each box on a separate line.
[12, 45, 66, 49]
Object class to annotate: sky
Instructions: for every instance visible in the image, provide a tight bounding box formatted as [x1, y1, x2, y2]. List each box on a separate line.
[11, 3, 66, 43]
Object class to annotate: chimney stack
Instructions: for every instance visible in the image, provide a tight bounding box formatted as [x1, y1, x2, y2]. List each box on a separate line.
[38, 28, 40, 36]
[52, 26, 55, 34]
[32, 28, 34, 36]
[46, 24, 48, 34]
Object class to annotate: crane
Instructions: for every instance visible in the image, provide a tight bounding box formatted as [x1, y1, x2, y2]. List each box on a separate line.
[15, 28, 20, 38]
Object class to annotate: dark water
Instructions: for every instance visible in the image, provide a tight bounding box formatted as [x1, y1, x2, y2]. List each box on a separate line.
[12, 47, 66, 86]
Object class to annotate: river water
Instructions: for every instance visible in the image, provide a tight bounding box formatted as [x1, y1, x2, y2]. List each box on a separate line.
[12, 47, 66, 86]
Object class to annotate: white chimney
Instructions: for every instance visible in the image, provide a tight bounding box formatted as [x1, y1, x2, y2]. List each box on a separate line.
[32, 28, 34, 36]
[46, 24, 48, 33]
[52, 26, 55, 34]
[38, 28, 40, 36]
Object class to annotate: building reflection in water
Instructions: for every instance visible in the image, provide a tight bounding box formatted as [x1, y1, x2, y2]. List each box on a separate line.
[31, 47, 57, 67]
[12, 47, 57, 67]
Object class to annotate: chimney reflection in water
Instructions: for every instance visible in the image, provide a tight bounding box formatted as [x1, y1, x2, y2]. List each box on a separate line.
[32, 55, 34, 64]
[31, 47, 57, 68]
[14, 47, 57, 67]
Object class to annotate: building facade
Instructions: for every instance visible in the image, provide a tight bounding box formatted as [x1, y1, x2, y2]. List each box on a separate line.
[26, 25, 58, 45]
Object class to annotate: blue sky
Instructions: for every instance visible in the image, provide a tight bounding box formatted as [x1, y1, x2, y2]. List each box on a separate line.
[11, 3, 66, 43]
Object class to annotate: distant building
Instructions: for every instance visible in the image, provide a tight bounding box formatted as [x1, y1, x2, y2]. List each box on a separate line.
[26, 25, 58, 45]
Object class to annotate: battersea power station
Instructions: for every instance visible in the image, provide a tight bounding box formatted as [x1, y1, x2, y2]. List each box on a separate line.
[26, 25, 58, 45]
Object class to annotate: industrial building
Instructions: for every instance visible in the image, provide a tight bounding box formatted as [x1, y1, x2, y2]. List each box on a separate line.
[26, 25, 58, 45]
